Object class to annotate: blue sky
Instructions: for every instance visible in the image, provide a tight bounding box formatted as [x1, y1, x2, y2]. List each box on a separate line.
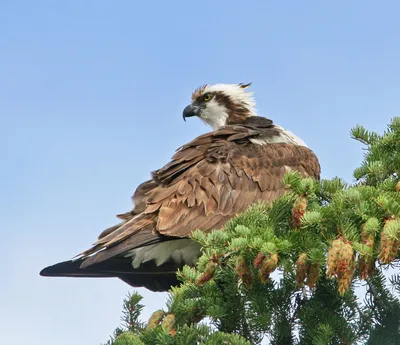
[1, 1, 399, 344]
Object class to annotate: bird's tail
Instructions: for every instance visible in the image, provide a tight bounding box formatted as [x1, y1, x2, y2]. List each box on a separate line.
[40, 258, 180, 292]
[40, 259, 116, 278]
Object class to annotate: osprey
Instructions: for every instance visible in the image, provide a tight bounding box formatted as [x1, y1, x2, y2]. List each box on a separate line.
[40, 83, 320, 291]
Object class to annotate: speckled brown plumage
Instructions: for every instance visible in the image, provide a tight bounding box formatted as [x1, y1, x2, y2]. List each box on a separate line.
[78, 116, 320, 269]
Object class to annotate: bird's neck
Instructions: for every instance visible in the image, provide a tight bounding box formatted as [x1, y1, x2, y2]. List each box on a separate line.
[250, 125, 308, 147]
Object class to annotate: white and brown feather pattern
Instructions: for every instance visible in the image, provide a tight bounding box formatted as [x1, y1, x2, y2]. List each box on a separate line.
[79, 118, 320, 268]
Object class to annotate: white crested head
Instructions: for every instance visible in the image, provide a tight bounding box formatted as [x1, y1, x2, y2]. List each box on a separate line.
[183, 83, 258, 130]
[202, 83, 257, 113]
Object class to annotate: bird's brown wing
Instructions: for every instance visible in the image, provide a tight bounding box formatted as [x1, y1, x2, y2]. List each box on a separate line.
[79, 123, 320, 268]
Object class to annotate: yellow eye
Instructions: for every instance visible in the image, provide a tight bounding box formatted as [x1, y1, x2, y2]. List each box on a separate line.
[203, 93, 213, 102]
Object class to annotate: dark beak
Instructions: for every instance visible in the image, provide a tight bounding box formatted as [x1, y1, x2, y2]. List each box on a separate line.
[182, 104, 202, 121]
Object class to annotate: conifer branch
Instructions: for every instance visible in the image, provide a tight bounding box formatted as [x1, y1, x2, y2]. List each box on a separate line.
[103, 118, 400, 345]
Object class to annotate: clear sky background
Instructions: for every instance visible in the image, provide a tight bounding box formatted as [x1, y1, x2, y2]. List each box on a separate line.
[1, 1, 399, 344]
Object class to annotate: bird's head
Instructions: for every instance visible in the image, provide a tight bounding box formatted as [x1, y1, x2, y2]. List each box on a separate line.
[182, 83, 257, 129]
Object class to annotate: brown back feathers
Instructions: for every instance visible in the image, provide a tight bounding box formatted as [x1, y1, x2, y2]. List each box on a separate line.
[79, 117, 320, 268]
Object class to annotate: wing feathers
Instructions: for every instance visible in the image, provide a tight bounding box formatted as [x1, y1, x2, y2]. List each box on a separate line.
[77, 119, 320, 269]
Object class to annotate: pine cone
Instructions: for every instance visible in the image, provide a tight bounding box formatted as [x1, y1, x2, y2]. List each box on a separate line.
[358, 257, 375, 280]
[337, 255, 355, 295]
[235, 255, 253, 288]
[306, 262, 320, 288]
[337, 241, 354, 274]
[292, 196, 308, 229]
[295, 253, 309, 287]
[258, 253, 278, 284]
[327, 238, 344, 277]
[379, 230, 400, 264]
[161, 313, 176, 333]
[254, 252, 266, 268]
[327, 237, 356, 294]
[358, 222, 376, 280]
[147, 310, 165, 329]
[197, 261, 218, 286]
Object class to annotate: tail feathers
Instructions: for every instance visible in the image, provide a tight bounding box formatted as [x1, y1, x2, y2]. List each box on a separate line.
[40, 259, 117, 278]
[40, 258, 180, 292]
[119, 274, 179, 292]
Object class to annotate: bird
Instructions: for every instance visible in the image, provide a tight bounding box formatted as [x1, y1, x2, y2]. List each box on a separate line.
[40, 83, 320, 292]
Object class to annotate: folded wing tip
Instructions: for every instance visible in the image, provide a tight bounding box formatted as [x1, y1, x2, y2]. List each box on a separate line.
[39, 259, 98, 277]
[39, 266, 52, 277]
[39, 258, 179, 292]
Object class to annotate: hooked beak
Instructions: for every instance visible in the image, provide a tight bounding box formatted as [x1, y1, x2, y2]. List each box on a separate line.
[182, 104, 202, 121]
